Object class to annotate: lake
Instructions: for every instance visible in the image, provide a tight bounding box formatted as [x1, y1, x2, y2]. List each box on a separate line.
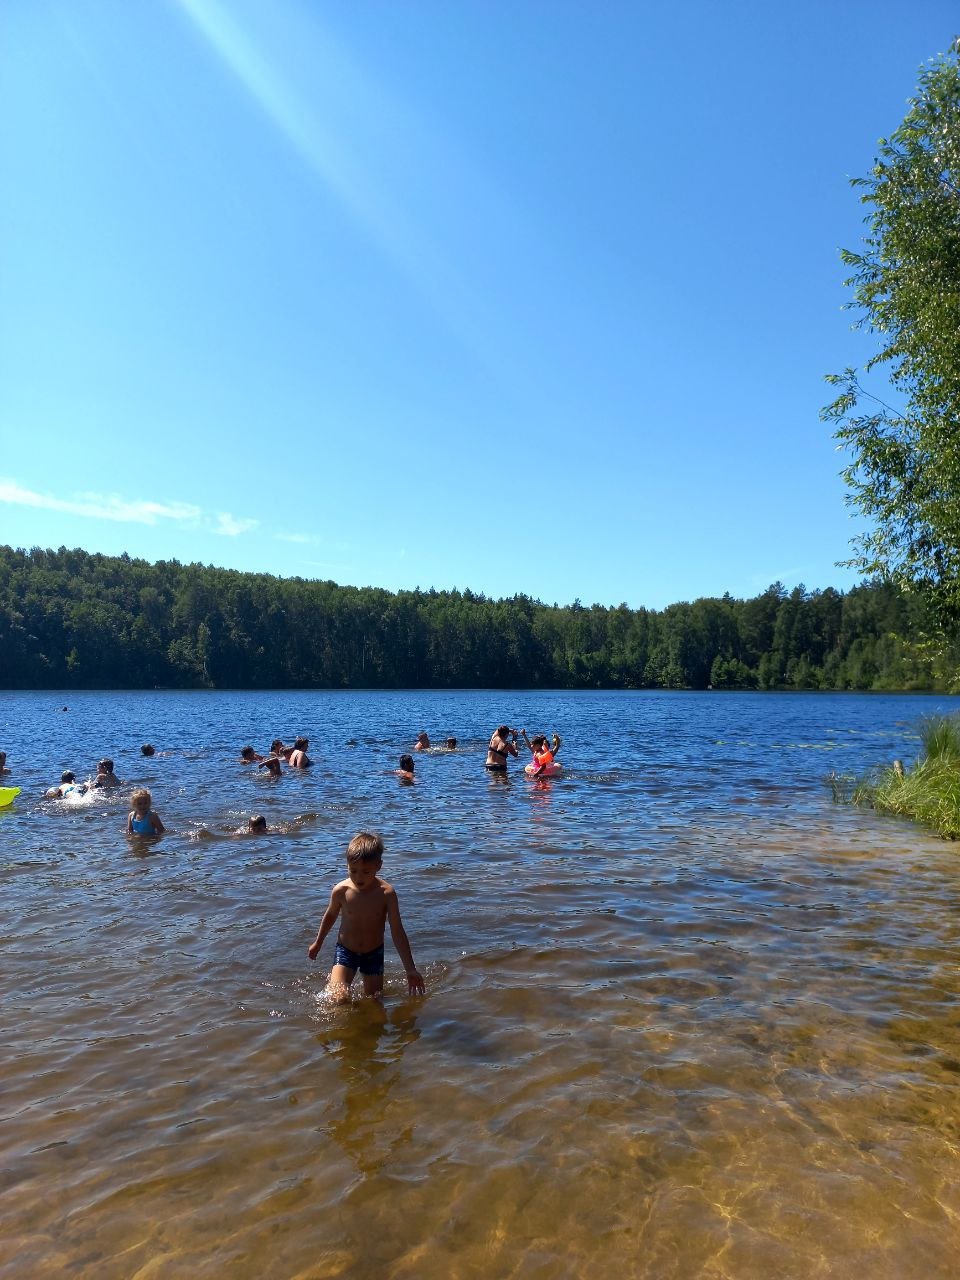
[3, 689, 960, 1278]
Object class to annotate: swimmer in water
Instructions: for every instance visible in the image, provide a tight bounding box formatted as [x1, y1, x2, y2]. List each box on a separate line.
[445, 738, 457, 750]
[0, 750, 8, 774]
[413, 732, 430, 752]
[307, 831, 425, 1003]
[141, 744, 155, 757]
[237, 814, 268, 834]
[91, 758, 122, 790]
[485, 726, 519, 772]
[288, 736, 312, 768]
[258, 756, 283, 778]
[46, 770, 87, 799]
[520, 730, 562, 775]
[127, 788, 164, 836]
[240, 746, 264, 764]
[397, 754, 415, 782]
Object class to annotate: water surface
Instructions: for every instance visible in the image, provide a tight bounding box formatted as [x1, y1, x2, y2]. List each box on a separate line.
[3, 690, 960, 1278]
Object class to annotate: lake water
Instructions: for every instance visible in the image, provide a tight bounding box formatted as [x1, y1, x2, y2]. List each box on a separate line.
[3, 689, 960, 1279]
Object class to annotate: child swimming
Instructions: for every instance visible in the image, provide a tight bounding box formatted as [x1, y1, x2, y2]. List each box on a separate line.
[307, 831, 425, 1003]
[91, 758, 122, 790]
[397, 754, 415, 781]
[127, 788, 165, 836]
[46, 770, 87, 799]
[520, 730, 562, 775]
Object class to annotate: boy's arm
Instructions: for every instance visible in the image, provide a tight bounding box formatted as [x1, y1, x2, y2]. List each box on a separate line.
[308, 888, 342, 961]
[386, 890, 425, 995]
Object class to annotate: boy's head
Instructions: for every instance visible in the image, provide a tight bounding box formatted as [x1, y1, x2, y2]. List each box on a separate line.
[240, 746, 257, 761]
[398, 754, 414, 772]
[141, 744, 155, 756]
[531, 735, 547, 750]
[346, 831, 383, 888]
[270, 739, 285, 755]
[61, 770, 75, 783]
[248, 814, 267, 832]
[131, 787, 151, 811]
[98, 758, 114, 774]
[346, 830, 384, 867]
[446, 738, 457, 749]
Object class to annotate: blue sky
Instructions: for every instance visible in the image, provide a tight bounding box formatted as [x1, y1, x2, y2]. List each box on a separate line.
[0, 1, 953, 609]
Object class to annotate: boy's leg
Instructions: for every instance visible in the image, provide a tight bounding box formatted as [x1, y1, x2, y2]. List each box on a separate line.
[360, 972, 384, 1000]
[327, 963, 356, 1004]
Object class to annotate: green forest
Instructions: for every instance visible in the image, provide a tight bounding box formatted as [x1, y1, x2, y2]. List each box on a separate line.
[1, 545, 958, 691]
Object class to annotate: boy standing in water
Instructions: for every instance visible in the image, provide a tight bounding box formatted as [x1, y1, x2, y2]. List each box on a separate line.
[307, 831, 425, 1002]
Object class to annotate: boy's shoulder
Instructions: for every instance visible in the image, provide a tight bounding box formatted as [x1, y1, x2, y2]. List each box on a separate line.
[332, 874, 395, 898]
[375, 876, 397, 900]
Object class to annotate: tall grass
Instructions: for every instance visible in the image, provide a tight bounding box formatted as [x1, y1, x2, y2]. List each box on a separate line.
[919, 714, 960, 763]
[830, 714, 960, 840]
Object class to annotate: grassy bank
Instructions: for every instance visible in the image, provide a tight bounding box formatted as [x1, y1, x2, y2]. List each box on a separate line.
[831, 715, 960, 839]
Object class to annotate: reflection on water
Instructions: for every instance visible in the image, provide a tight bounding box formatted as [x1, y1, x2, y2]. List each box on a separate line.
[2, 689, 960, 1277]
[316, 1000, 423, 1179]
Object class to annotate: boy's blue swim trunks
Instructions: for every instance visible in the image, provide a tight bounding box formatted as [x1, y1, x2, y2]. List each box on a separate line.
[334, 939, 385, 975]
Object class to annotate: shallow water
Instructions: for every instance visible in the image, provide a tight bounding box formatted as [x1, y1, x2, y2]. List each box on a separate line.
[3, 689, 960, 1278]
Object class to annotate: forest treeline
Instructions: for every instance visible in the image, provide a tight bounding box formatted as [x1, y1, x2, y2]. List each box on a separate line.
[1, 545, 958, 691]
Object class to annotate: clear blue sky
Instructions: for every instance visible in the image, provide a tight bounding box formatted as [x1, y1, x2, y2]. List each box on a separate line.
[0, 1, 953, 609]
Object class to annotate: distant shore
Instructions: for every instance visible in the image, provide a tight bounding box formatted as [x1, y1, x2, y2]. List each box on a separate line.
[3, 544, 959, 693]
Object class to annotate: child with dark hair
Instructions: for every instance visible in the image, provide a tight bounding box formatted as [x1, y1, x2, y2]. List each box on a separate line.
[92, 758, 122, 789]
[46, 770, 87, 799]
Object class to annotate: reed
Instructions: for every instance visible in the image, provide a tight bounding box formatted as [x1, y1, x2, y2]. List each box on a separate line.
[832, 714, 960, 839]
